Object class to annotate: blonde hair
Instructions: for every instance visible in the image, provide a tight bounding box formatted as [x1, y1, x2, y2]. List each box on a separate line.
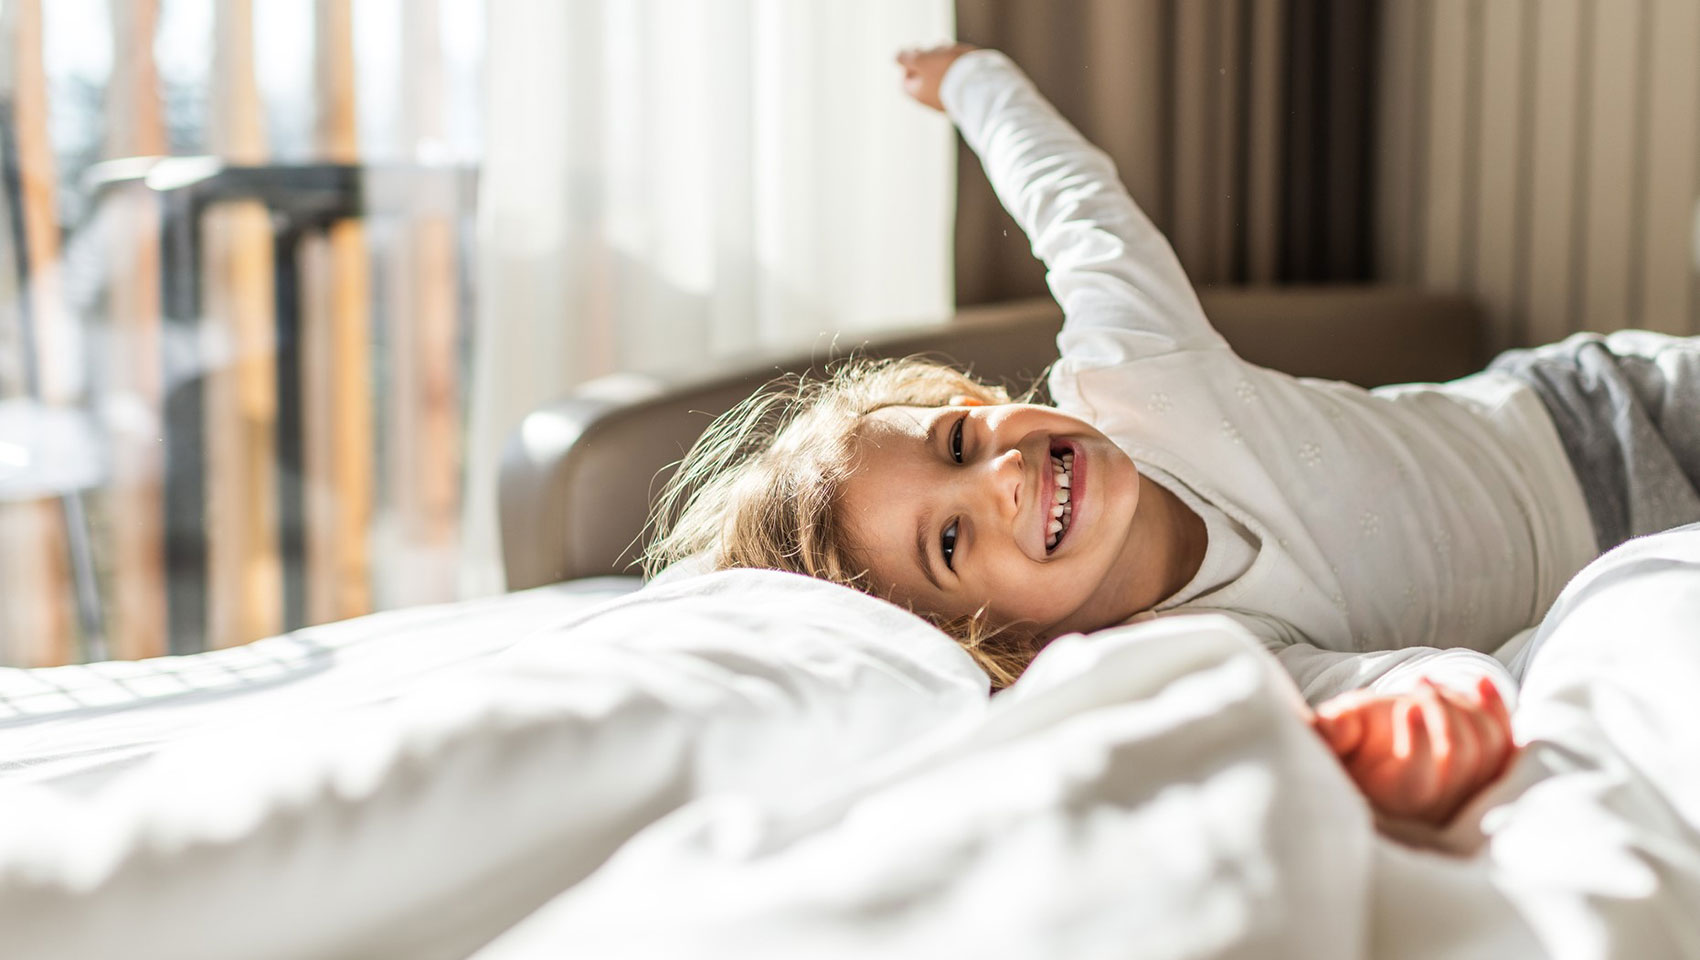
[643, 356, 1042, 689]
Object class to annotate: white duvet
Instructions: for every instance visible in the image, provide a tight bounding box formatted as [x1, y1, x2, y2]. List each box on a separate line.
[2, 528, 1699, 959]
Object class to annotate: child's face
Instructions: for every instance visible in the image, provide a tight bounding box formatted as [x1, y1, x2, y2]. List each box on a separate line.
[841, 400, 1153, 640]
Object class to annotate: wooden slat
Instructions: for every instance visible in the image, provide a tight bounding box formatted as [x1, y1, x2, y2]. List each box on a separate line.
[1322, 0, 1373, 280]
[1170, 0, 1214, 279]
[202, 201, 281, 647]
[313, 0, 373, 621]
[1082, 0, 1165, 230]
[1524, 0, 1586, 345]
[1282, 0, 1321, 279]
[325, 217, 372, 620]
[102, 0, 169, 660]
[3, 0, 76, 666]
[1383, 0, 1700, 344]
[1419, 0, 1471, 292]
[1577, 0, 1643, 334]
[1638, 0, 1700, 336]
[1243, 0, 1285, 283]
[206, 0, 281, 648]
[1374, 0, 1422, 283]
[1472, 0, 1530, 354]
[1209, 0, 1245, 280]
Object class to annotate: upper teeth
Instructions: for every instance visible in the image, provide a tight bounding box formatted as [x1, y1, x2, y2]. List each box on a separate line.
[1047, 451, 1074, 550]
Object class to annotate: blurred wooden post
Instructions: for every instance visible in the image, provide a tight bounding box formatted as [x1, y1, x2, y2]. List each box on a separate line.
[308, 0, 373, 622]
[102, 0, 169, 660]
[205, 0, 282, 648]
[0, 0, 78, 666]
[389, 0, 461, 605]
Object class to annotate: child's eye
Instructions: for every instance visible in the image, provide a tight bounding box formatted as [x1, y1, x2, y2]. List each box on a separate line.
[941, 519, 958, 570]
[950, 417, 965, 463]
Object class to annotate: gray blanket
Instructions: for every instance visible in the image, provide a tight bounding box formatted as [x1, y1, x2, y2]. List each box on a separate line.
[1490, 330, 1700, 553]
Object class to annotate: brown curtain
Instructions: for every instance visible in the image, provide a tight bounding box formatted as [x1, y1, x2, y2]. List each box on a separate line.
[954, 0, 1378, 305]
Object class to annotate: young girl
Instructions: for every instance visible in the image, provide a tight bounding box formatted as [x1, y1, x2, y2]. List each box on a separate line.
[642, 44, 1697, 794]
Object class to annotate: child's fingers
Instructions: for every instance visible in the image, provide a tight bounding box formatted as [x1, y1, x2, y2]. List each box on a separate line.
[1463, 681, 1508, 751]
[1392, 697, 1426, 760]
[1476, 676, 1514, 738]
[1315, 688, 1378, 719]
[1441, 701, 1483, 796]
[1314, 709, 1365, 757]
[1473, 677, 1518, 779]
[1461, 697, 1510, 789]
[1417, 681, 1452, 761]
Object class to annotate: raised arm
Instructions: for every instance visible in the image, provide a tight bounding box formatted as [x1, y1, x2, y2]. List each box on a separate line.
[934, 48, 1224, 361]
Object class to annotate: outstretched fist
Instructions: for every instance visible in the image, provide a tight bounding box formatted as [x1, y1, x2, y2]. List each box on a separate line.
[896, 43, 980, 112]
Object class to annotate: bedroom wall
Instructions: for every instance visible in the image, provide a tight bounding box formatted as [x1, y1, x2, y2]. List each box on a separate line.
[1377, 0, 1700, 352]
[952, 0, 1379, 305]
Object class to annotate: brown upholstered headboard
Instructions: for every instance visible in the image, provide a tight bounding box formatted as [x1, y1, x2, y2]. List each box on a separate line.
[499, 287, 1484, 589]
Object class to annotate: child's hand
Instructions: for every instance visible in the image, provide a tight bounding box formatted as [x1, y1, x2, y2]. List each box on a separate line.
[896, 43, 980, 112]
[1313, 676, 1517, 826]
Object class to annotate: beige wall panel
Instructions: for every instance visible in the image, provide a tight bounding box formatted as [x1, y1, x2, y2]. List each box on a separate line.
[1524, 0, 1585, 345]
[1420, 0, 1471, 292]
[1471, 0, 1529, 355]
[1638, 0, 1700, 336]
[1577, 0, 1643, 334]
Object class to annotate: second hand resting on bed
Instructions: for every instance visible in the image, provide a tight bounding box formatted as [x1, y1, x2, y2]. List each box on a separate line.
[1314, 675, 1518, 828]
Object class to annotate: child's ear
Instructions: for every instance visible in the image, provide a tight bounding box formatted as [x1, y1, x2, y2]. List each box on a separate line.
[948, 395, 988, 407]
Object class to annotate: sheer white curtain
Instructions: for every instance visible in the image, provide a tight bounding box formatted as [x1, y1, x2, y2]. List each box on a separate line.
[462, 0, 957, 593]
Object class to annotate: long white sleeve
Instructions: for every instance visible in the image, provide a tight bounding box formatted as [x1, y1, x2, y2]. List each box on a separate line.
[1270, 641, 1520, 710]
[939, 50, 1225, 361]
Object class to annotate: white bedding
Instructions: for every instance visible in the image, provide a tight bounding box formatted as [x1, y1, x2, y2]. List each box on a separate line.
[475, 615, 1375, 960]
[475, 524, 1700, 960]
[0, 571, 986, 960]
[2, 528, 1699, 959]
[0, 578, 642, 792]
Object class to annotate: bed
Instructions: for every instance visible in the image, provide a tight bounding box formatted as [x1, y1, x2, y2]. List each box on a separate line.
[13, 289, 1696, 959]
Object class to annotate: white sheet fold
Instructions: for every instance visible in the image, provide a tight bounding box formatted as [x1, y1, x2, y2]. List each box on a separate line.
[1374, 524, 1700, 960]
[475, 616, 1375, 960]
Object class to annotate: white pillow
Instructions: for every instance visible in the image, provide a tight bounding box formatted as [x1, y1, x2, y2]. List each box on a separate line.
[0, 569, 986, 960]
[643, 549, 717, 587]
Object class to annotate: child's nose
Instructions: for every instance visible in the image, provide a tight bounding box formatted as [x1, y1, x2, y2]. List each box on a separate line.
[984, 447, 1025, 519]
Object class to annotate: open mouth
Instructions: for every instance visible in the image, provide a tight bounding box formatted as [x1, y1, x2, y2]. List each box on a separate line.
[1045, 444, 1076, 553]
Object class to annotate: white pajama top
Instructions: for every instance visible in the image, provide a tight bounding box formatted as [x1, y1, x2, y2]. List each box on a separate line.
[941, 50, 1597, 704]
